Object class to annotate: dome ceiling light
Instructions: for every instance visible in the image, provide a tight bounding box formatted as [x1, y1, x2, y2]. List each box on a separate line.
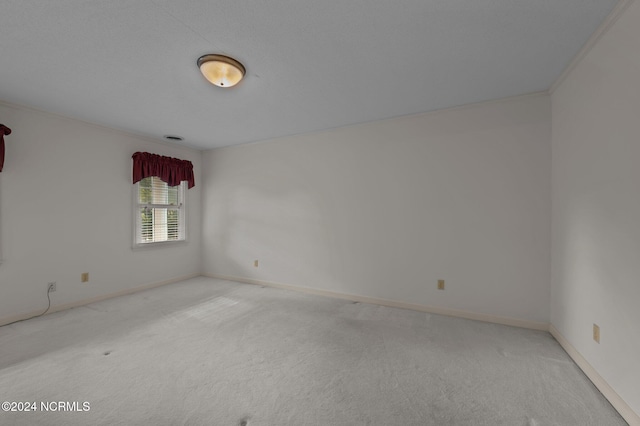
[197, 54, 245, 88]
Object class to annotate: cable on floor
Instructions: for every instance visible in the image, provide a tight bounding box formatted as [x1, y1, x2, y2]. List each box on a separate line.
[0, 284, 53, 327]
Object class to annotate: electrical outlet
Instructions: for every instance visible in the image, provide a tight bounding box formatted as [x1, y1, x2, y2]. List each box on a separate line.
[593, 324, 600, 343]
[48, 282, 57, 293]
[254, 260, 259, 268]
[81, 272, 89, 283]
[437, 279, 445, 290]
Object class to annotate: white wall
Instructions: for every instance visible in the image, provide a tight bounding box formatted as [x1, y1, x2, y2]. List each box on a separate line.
[551, 0, 640, 415]
[0, 101, 201, 322]
[202, 94, 551, 323]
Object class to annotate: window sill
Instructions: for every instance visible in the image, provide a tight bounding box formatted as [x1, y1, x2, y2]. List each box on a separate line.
[132, 240, 188, 251]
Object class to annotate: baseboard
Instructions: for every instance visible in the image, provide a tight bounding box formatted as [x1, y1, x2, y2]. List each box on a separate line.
[0, 273, 200, 327]
[549, 325, 640, 426]
[206, 273, 549, 331]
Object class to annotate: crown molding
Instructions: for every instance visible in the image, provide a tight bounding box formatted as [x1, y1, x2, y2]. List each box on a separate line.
[549, 0, 635, 95]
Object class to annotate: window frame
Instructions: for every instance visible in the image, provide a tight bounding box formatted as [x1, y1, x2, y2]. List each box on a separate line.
[132, 177, 188, 249]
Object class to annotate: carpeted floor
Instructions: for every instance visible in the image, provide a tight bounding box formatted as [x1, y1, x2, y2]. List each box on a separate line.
[0, 277, 627, 425]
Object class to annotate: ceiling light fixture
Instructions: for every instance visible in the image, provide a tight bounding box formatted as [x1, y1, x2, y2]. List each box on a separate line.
[197, 54, 245, 88]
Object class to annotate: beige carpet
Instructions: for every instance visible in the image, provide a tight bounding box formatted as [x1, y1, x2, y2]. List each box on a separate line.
[0, 277, 627, 425]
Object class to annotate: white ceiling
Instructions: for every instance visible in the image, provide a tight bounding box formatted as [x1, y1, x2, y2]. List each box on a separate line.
[0, 0, 618, 150]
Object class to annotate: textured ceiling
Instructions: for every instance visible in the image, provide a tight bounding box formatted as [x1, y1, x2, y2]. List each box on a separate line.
[0, 0, 618, 149]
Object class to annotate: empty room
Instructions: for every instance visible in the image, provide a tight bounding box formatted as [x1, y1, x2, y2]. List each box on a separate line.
[1, 0, 639, 425]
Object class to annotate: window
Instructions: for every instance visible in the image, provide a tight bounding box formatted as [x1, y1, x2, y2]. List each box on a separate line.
[134, 176, 186, 246]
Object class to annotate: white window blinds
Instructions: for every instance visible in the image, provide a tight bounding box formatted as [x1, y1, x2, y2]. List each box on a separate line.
[135, 176, 186, 245]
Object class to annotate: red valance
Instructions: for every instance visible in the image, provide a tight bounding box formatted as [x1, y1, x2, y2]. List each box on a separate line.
[132, 151, 195, 189]
[0, 124, 11, 173]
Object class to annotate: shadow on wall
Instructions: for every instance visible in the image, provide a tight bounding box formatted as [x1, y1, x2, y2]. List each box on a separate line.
[215, 182, 342, 290]
[556, 184, 640, 331]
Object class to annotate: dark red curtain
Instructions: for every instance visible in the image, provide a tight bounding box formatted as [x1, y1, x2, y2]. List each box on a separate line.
[0, 124, 11, 173]
[132, 152, 195, 189]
